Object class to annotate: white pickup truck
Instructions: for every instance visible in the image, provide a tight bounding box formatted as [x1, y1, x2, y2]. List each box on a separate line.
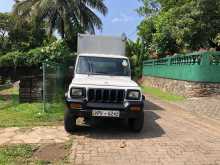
[65, 34, 145, 132]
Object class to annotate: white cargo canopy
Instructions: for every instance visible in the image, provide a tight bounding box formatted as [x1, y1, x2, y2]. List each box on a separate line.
[77, 34, 126, 56]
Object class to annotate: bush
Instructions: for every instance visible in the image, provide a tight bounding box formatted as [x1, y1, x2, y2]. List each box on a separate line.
[0, 40, 76, 67]
[126, 39, 148, 80]
[0, 51, 25, 67]
[40, 40, 75, 63]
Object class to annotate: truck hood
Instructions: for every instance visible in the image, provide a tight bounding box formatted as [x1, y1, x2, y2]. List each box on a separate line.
[71, 75, 138, 88]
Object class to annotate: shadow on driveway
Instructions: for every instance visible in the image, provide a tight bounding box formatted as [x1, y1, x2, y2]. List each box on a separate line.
[70, 100, 166, 139]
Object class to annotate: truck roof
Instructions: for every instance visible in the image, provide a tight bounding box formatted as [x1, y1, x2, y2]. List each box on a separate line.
[78, 53, 128, 59]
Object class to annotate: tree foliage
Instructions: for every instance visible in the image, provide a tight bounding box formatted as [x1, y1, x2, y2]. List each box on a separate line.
[0, 40, 75, 68]
[0, 13, 13, 54]
[0, 13, 12, 41]
[126, 39, 148, 79]
[137, 0, 220, 58]
[13, 0, 108, 50]
[1, 0, 108, 69]
[8, 17, 48, 51]
[0, 12, 48, 54]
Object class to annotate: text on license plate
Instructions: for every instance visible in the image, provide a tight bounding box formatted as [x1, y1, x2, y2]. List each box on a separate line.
[92, 110, 120, 118]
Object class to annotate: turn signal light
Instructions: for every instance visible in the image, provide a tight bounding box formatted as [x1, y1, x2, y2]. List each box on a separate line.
[130, 106, 141, 112]
[70, 103, 82, 109]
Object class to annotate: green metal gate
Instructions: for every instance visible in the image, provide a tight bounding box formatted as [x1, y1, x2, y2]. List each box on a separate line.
[42, 61, 67, 113]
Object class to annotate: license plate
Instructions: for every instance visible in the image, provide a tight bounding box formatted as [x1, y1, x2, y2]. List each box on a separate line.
[92, 110, 120, 118]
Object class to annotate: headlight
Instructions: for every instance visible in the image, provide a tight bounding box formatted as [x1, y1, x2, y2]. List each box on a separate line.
[127, 90, 141, 100]
[70, 88, 86, 98]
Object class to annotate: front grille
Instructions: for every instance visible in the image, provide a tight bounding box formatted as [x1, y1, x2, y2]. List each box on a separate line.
[88, 88, 125, 103]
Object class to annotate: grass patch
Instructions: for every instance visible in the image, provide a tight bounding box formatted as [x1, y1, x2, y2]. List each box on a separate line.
[0, 86, 19, 110]
[0, 86, 18, 95]
[0, 103, 64, 128]
[0, 143, 71, 165]
[141, 85, 185, 102]
[0, 86, 64, 128]
[0, 144, 37, 165]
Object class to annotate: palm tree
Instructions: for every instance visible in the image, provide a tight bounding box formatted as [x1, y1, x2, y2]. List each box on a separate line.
[126, 38, 147, 79]
[13, 0, 108, 39]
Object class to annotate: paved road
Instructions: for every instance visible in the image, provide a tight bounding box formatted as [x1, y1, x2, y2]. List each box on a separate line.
[0, 98, 219, 165]
[175, 96, 220, 121]
[69, 98, 220, 165]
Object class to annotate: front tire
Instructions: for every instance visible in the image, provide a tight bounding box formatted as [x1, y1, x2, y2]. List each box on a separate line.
[128, 112, 144, 132]
[64, 110, 76, 133]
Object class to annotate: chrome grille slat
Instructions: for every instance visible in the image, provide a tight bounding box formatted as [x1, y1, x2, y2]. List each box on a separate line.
[88, 88, 125, 103]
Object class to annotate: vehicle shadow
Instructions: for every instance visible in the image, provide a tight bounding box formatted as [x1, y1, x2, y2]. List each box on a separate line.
[70, 100, 166, 139]
[144, 99, 164, 111]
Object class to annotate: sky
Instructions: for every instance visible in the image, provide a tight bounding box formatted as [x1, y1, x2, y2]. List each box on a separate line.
[0, 0, 143, 40]
[95, 0, 143, 40]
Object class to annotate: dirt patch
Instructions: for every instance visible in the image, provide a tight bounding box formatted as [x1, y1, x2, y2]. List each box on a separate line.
[33, 143, 68, 163]
[15, 128, 33, 134]
[0, 95, 10, 101]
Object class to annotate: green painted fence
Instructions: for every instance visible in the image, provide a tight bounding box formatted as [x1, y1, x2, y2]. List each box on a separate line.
[143, 51, 220, 83]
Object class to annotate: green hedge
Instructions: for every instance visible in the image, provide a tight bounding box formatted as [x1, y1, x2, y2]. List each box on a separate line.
[0, 40, 76, 67]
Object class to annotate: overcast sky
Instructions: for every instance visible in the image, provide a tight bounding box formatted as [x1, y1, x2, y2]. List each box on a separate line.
[0, 0, 143, 40]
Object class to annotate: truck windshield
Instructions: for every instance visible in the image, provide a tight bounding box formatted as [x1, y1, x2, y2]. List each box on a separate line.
[76, 56, 130, 76]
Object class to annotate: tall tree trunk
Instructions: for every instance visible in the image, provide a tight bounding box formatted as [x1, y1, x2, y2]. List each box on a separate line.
[60, 19, 65, 39]
[48, 23, 53, 39]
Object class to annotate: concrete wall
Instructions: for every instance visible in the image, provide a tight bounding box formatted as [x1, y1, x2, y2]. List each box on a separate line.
[143, 76, 220, 97]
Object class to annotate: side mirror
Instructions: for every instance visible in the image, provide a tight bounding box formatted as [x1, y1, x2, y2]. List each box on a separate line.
[142, 95, 146, 101]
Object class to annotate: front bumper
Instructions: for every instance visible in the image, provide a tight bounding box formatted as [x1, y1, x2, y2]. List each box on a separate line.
[65, 98, 144, 119]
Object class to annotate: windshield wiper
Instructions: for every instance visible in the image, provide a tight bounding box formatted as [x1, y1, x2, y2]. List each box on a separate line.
[93, 72, 124, 76]
[93, 72, 110, 75]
